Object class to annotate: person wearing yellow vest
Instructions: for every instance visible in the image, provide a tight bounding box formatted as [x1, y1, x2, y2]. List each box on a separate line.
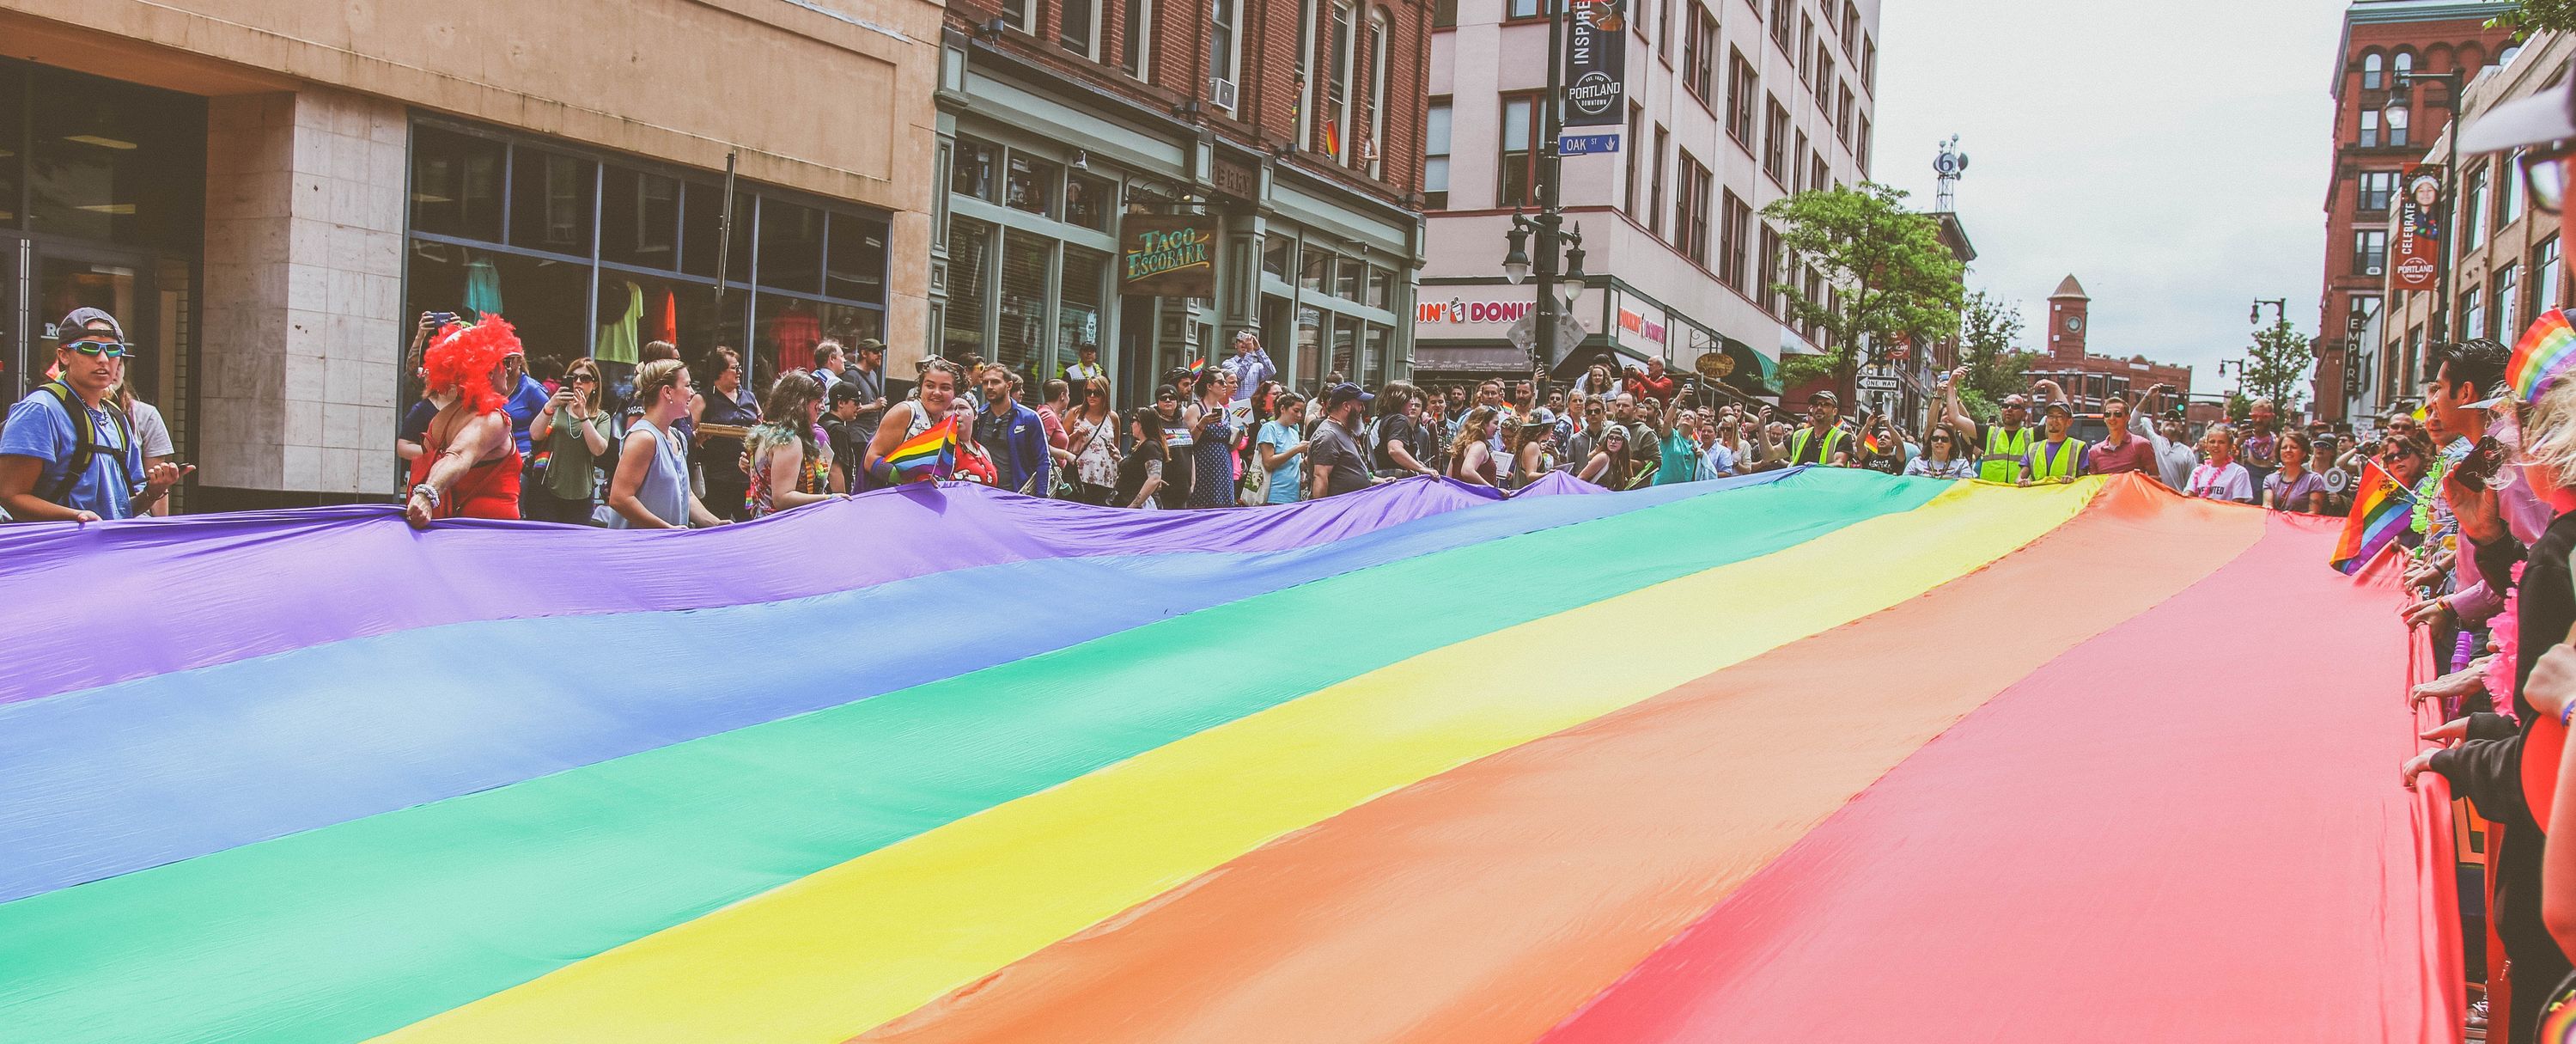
[1784, 390, 1853, 467]
[1976, 393, 2035, 484]
[2019, 400, 2088, 485]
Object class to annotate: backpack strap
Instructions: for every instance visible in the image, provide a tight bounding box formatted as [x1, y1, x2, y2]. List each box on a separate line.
[37, 382, 133, 507]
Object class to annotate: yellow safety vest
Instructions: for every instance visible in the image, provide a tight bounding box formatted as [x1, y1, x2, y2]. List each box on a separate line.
[1979, 426, 2031, 484]
[2026, 437, 2087, 481]
[1787, 425, 1848, 467]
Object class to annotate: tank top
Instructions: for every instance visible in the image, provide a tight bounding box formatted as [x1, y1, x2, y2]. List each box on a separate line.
[746, 425, 829, 518]
[408, 408, 521, 520]
[611, 418, 691, 528]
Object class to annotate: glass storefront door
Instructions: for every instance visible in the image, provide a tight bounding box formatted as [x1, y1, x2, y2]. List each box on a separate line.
[3, 236, 155, 409]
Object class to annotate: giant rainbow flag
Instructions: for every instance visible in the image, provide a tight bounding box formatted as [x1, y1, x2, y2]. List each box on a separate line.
[0, 468, 2457, 1041]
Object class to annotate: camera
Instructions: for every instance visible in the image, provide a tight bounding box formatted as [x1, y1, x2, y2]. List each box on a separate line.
[425, 311, 458, 329]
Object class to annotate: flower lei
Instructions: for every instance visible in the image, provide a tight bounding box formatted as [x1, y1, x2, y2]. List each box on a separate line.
[2487, 560, 2527, 726]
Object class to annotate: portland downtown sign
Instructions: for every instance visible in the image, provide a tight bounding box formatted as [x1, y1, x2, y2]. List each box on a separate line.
[2392, 165, 2443, 293]
[1120, 214, 1216, 298]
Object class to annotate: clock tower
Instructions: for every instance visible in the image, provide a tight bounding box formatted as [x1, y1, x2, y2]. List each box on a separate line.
[2046, 274, 2090, 361]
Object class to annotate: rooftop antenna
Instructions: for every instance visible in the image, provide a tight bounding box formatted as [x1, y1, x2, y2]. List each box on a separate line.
[1933, 135, 1969, 212]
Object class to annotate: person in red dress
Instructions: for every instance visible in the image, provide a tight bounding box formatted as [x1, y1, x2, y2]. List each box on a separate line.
[405, 315, 525, 527]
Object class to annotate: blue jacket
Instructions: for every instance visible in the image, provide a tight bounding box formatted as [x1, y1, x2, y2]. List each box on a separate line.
[977, 400, 1052, 494]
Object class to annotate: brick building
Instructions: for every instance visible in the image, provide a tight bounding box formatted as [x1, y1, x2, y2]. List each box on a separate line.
[2316, 0, 2516, 424]
[2378, 30, 2572, 424]
[2019, 275, 2193, 414]
[938, 0, 1433, 399]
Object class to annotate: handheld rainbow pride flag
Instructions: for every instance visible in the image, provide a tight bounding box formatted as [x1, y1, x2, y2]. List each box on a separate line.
[2509, 308, 2576, 405]
[2330, 459, 2415, 575]
[1187, 357, 1206, 375]
[882, 415, 956, 482]
[0, 471, 2450, 1042]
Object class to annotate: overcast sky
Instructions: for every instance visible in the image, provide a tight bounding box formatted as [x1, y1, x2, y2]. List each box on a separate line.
[1870, 0, 2343, 391]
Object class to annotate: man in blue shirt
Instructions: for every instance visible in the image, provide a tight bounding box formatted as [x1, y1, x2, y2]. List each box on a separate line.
[0, 308, 191, 522]
[1216, 330, 1276, 403]
[500, 348, 550, 456]
[975, 364, 1052, 495]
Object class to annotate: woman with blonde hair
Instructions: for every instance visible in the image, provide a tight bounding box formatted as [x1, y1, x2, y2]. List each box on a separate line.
[609, 357, 725, 529]
[1446, 406, 1500, 487]
[745, 371, 837, 518]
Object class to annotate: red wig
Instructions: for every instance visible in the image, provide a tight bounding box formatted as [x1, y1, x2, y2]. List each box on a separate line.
[424, 315, 521, 416]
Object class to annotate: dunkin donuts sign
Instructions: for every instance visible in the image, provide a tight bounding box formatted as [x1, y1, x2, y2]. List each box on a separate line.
[1418, 299, 1536, 324]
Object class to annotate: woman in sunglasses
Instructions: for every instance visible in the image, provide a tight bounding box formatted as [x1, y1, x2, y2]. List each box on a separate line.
[1064, 376, 1123, 506]
[524, 357, 615, 525]
[1903, 424, 1976, 479]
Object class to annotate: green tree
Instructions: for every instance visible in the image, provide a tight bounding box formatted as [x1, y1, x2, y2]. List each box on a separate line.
[2240, 319, 2313, 413]
[1764, 183, 1968, 403]
[2490, 1, 2576, 35]
[1952, 290, 2036, 422]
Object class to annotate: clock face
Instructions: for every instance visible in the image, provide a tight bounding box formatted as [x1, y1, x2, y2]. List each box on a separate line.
[2064, 316, 2084, 333]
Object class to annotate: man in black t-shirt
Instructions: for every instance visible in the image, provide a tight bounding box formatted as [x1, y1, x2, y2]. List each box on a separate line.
[1308, 383, 1376, 498]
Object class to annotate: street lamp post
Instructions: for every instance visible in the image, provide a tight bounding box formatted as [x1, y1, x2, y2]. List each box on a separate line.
[1499, 0, 1591, 373]
[2387, 70, 2465, 363]
[2250, 298, 2285, 327]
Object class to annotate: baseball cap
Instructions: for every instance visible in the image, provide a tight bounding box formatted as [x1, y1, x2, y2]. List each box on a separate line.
[855, 338, 886, 354]
[1806, 389, 1839, 406]
[1326, 382, 1375, 406]
[2461, 65, 2576, 155]
[56, 307, 125, 344]
[2041, 400, 2072, 417]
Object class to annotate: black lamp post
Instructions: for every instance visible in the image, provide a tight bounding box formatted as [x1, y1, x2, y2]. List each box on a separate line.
[2387, 70, 2465, 357]
[2250, 298, 2285, 326]
[1497, 0, 1592, 373]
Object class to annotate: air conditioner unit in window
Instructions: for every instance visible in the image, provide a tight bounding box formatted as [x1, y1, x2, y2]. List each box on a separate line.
[1209, 77, 1239, 112]
[2366, 266, 2384, 276]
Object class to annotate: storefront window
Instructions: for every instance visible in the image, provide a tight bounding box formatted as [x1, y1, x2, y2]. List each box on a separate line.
[1059, 247, 1110, 369]
[1005, 154, 1060, 217]
[996, 230, 1053, 375]
[509, 149, 595, 254]
[756, 296, 880, 381]
[757, 198, 825, 295]
[680, 184, 754, 280]
[825, 212, 889, 303]
[945, 216, 995, 362]
[1301, 249, 1331, 293]
[953, 138, 1002, 202]
[1364, 324, 1389, 388]
[1064, 173, 1115, 231]
[1264, 235, 1292, 280]
[1335, 258, 1361, 300]
[1296, 306, 1323, 388]
[1330, 317, 1356, 380]
[600, 165, 680, 269]
[1367, 267, 1392, 309]
[405, 120, 887, 405]
[411, 125, 507, 243]
[22, 64, 205, 247]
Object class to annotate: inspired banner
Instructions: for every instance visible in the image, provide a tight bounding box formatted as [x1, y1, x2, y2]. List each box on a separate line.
[1563, 0, 1625, 132]
[2393, 165, 2443, 292]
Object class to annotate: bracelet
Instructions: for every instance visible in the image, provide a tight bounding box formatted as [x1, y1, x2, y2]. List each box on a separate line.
[2562, 701, 2573, 728]
[411, 483, 441, 510]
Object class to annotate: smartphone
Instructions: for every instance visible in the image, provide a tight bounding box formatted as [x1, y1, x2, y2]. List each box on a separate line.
[425, 311, 458, 329]
[2452, 436, 2507, 491]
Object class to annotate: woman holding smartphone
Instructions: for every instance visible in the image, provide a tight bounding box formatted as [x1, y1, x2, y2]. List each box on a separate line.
[525, 357, 613, 524]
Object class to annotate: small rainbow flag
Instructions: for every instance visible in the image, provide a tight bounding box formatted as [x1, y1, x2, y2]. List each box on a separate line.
[2330, 460, 2416, 575]
[2509, 308, 2576, 404]
[1187, 358, 1206, 375]
[884, 416, 957, 483]
[1860, 430, 1885, 455]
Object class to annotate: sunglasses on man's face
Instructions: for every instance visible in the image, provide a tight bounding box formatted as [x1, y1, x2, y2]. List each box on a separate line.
[64, 339, 130, 358]
[2521, 142, 2576, 214]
